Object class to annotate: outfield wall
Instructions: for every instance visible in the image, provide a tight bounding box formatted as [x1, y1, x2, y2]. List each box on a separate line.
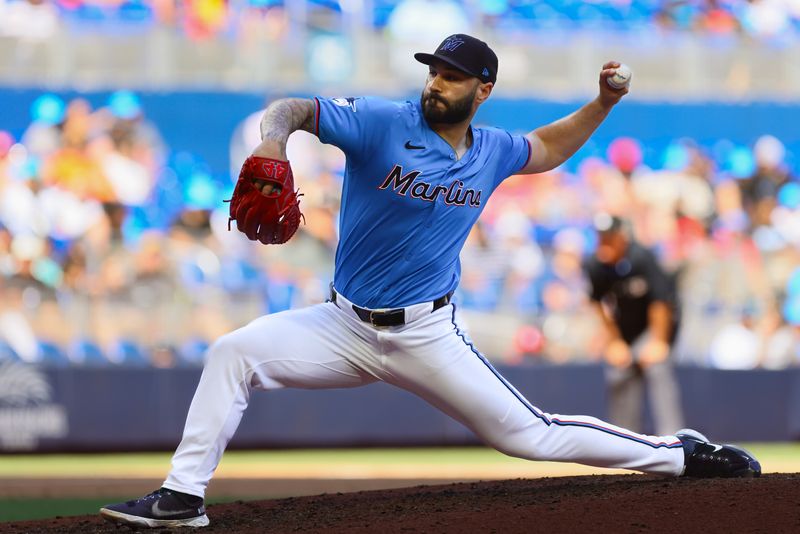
[0, 363, 798, 452]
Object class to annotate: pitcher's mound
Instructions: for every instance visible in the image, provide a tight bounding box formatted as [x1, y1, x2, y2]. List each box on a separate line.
[4, 474, 798, 533]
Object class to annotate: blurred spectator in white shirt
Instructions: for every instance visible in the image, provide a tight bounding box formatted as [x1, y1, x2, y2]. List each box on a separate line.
[708, 310, 761, 369]
[0, 0, 58, 41]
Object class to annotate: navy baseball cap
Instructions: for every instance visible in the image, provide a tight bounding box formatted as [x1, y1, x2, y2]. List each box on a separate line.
[414, 34, 498, 84]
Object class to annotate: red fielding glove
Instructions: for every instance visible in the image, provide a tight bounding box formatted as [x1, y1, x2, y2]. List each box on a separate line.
[226, 156, 304, 245]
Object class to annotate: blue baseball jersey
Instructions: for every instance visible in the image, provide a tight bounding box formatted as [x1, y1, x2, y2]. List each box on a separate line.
[314, 96, 531, 308]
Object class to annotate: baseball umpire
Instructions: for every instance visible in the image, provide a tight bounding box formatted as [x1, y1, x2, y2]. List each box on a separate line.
[584, 214, 685, 436]
[101, 34, 760, 529]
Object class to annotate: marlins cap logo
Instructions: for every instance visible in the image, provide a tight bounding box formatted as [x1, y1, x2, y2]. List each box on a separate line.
[439, 37, 465, 52]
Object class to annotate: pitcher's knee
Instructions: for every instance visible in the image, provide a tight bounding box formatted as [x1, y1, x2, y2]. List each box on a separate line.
[485, 433, 545, 462]
[204, 332, 249, 371]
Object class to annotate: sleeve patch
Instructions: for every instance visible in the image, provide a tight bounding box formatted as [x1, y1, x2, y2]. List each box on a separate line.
[331, 97, 358, 112]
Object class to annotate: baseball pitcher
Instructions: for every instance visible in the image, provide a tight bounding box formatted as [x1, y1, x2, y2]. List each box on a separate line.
[101, 34, 760, 529]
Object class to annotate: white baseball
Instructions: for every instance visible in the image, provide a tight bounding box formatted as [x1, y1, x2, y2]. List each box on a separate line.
[607, 64, 632, 90]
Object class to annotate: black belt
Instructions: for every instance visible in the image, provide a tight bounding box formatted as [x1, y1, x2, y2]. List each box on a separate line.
[330, 287, 452, 327]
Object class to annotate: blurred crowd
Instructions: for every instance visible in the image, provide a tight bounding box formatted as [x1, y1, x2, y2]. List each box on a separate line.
[480, 134, 800, 369]
[0, 92, 799, 369]
[2, 0, 800, 42]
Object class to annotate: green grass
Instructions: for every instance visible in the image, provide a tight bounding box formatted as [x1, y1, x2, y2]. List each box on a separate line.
[1, 444, 798, 522]
[0, 498, 127, 522]
[744, 443, 800, 462]
[0, 453, 166, 477]
[0, 444, 798, 477]
[0, 447, 544, 477]
[0, 497, 240, 523]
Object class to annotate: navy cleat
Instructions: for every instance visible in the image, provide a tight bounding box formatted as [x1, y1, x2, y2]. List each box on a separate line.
[100, 487, 210, 529]
[676, 428, 761, 478]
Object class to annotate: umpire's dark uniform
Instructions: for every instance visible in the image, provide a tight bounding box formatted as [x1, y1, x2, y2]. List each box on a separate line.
[583, 217, 684, 435]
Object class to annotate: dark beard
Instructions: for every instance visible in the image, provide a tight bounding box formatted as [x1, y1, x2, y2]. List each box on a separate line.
[420, 89, 474, 125]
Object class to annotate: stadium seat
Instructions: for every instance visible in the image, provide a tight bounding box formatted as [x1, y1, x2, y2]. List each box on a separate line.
[178, 339, 210, 367]
[265, 280, 297, 314]
[37, 340, 70, 368]
[0, 341, 21, 363]
[68, 339, 111, 367]
[220, 259, 263, 293]
[108, 339, 150, 367]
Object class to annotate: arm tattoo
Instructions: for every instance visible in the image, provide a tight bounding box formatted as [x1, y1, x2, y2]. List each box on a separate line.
[260, 98, 316, 144]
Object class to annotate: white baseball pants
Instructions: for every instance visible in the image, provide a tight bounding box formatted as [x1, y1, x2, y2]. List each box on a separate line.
[163, 293, 685, 498]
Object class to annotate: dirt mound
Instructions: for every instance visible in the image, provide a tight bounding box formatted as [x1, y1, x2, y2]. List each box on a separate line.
[3, 474, 798, 534]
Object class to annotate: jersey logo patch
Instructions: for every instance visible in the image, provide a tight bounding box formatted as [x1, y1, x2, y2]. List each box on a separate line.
[378, 164, 482, 208]
[404, 141, 425, 150]
[332, 97, 358, 112]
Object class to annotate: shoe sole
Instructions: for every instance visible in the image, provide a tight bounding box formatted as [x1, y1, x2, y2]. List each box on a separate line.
[100, 508, 210, 528]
